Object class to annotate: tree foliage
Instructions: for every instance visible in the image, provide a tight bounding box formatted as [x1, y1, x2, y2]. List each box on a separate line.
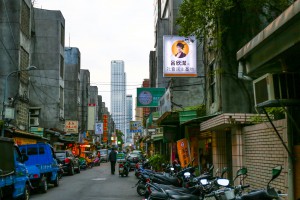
[177, 0, 294, 46]
[116, 129, 124, 145]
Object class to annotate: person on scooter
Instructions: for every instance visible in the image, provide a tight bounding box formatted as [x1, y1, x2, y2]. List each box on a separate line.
[109, 147, 117, 174]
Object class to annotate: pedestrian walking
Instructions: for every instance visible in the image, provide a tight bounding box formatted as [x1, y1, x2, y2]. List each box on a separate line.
[108, 147, 117, 174]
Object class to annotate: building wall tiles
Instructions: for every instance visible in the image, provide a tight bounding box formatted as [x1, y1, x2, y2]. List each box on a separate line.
[242, 119, 288, 194]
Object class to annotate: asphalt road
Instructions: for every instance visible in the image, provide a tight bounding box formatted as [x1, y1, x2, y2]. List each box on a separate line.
[31, 162, 142, 200]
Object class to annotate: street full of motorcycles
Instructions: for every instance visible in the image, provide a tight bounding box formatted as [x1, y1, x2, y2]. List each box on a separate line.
[133, 160, 287, 200]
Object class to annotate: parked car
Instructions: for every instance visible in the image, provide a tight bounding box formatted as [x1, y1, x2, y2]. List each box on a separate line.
[19, 143, 60, 193]
[55, 150, 80, 175]
[98, 149, 108, 162]
[132, 150, 142, 155]
[126, 153, 145, 170]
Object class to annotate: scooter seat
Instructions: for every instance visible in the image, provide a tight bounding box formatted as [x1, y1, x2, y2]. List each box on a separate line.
[153, 183, 179, 191]
[170, 194, 199, 200]
[197, 173, 211, 180]
[239, 190, 273, 200]
[154, 174, 180, 186]
[150, 191, 169, 199]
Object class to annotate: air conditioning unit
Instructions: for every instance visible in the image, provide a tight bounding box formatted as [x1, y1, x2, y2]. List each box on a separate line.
[30, 109, 40, 116]
[253, 73, 300, 107]
[30, 117, 39, 126]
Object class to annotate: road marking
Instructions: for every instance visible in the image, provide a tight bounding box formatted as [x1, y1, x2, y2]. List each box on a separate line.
[92, 178, 107, 181]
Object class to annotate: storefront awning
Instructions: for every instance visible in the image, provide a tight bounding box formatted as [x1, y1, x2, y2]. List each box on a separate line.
[157, 111, 179, 126]
[181, 114, 219, 126]
[10, 128, 48, 140]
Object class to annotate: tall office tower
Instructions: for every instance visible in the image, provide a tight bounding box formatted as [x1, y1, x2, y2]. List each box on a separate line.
[125, 95, 133, 143]
[111, 60, 126, 137]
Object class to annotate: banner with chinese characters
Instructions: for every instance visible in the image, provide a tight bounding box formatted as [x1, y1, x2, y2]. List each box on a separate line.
[87, 104, 96, 131]
[163, 35, 197, 77]
[177, 138, 191, 168]
[103, 114, 108, 142]
[65, 120, 78, 133]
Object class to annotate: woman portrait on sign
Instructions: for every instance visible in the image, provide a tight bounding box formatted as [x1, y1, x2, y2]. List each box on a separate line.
[175, 42, 187, 58]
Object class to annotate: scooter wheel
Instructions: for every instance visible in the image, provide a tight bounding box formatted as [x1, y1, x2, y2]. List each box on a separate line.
[137, 184, 146, 196]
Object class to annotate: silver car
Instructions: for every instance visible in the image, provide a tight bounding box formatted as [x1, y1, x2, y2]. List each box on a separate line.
[98, 149, 108, 162]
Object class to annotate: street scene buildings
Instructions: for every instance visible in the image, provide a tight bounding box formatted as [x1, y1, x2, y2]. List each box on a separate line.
[1, 0, 300, 199]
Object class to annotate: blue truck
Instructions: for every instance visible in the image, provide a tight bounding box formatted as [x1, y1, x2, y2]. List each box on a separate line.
[19, 143, 59, 193]
[0, 137, 30, 200]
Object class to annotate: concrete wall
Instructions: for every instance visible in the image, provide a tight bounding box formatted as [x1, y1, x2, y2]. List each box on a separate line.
[80, 69, 90, 131]
[0, 0, 33, 130]
[64, 47, 80, 122]
[242, 119, 288, 194]
[30, 8, 65, 130]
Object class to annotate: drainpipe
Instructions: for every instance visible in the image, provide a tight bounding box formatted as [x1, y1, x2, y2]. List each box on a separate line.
[238, 62, 252, 81]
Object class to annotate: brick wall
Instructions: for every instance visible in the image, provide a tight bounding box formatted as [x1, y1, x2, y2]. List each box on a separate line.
[242, 119, 288, 193]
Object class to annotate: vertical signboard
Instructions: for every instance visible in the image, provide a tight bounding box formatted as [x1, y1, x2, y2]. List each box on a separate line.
[87, 104, 96, 131]
[163, 35, 197, 77]
[177, 138, 191, 168]
[103, 114, 108, 142]
[130, 121, 142, 133]
[95, 122, 103, 135]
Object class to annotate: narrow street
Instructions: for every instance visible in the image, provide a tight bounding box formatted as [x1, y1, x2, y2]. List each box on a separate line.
[31, 162, 141, 200]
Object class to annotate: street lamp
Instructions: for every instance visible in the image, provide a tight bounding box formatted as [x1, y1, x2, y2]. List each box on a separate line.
[1, 66, 37, 137]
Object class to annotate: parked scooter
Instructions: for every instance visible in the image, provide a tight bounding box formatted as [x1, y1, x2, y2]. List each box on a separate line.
[78, 157, 87, 169]
[56, 158, 64, 179]
[93, 156, 101, 167]
[119, 160, 130, 177]
[204, 166, 287, 200]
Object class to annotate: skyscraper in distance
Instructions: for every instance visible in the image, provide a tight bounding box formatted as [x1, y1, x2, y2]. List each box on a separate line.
[126, 95, 133, 143]
[111, 60, 126, 137]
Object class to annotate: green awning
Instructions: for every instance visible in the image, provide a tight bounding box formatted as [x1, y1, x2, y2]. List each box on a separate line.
[179, 110, 197, 124]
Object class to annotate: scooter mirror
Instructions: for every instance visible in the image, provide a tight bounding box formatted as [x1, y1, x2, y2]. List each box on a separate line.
[236, 167, 247, 176]
[268, 165, 282, 187]
[217, 179, 230, 186]
[200, 179, 208, 185]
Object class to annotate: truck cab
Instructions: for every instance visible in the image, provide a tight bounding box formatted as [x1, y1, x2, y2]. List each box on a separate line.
[19, 143, 59, 193]
[0, 137, 30, 200]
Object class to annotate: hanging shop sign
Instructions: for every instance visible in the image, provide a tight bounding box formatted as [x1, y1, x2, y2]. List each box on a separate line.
[137, 88, 165, 107]
[163, 35, 197, 77]
[65, 120, 78, 133]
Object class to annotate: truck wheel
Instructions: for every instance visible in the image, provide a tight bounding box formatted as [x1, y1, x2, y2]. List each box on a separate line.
[54, 174, 59, 187]
[21, 184, 30, 200]
[40, 178, 48, 193]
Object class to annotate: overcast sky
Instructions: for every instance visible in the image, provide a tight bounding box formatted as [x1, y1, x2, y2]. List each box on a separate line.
[34, 0, 155, 112]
